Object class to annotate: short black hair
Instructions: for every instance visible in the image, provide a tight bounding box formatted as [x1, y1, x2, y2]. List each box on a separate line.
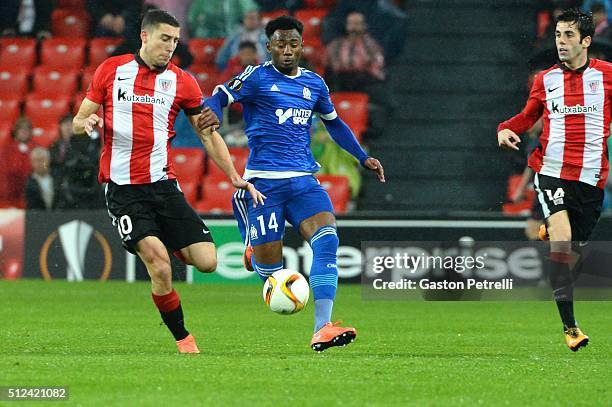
[141, 9, 180, 31]
[265, 15, 303, 39]
[556, 8, 595, 41]
[238, 41, 257, 51]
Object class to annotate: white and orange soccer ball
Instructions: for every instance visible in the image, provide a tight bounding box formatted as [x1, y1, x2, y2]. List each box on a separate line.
[262, 269, 310, 314]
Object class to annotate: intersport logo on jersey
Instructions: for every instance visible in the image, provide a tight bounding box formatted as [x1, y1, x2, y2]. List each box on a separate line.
[551, 101, 598, 115]
[275, 108, 312, 125]
[116, 88, 167, 106]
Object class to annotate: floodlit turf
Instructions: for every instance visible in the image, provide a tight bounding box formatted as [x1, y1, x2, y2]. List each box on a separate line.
[1, 280, 611, 406]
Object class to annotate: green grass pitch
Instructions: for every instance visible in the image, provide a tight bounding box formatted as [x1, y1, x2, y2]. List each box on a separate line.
[1, 280, 611, 406]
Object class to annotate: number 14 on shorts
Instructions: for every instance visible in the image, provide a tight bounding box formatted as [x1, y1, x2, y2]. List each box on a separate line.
[250, 213, 279, 240]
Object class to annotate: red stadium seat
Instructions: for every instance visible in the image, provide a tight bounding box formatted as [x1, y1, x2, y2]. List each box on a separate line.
[189, 39, 224, 66]
[205, 147, 249, 182]
[0, 98, 22, 127]
[302, 38, 325, 74]
[502, 174, 536, 216]
[25, 94, 71, 125]
[189, 65, 222, 96]
[0, 122, 13, 146]
[0, 69, 29, 99]
[317, 174, 350, 213]
[80, 66, 96, 92]
[178, 179, 199, 206]
[304, 0, 336, 9]
[0, 38, 36, 69]
[88, 38, 122, 68]
[294, 9, 328, 40]
[196, 178, 236, 214]
[51, 9, 91, 38]
[31, 123, 60, 148]
[32, 67, 79, 95]
[57, 0, 86, 9]
[40, 38, 87, 69]
[261, 9, 289, 25]
[170, 148, 205, 185]
[331, 92, 368, 140]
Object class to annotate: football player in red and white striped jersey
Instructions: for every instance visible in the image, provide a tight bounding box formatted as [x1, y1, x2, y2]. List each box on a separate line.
[73, 9, 264, 354]
[497, 8, 610, 351]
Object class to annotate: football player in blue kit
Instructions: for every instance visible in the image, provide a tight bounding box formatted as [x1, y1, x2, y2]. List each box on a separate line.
[201, 15, 385, 351]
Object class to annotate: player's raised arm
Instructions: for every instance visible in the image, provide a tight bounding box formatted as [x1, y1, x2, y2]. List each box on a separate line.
[187, 114, 266, 207]
[73, 98, 103, 136]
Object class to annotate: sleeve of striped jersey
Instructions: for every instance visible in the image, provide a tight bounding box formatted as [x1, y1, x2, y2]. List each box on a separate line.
[86, 61, 108, 104]
[497, 72, 545, 135]
[215, 65, 260, 104]
[314, 78, 337, 120]
[181, 73, 204, 115]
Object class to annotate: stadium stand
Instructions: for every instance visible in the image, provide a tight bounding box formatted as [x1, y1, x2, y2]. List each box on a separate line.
[0, 38, 37, 69]
[40, 38, 87, 68]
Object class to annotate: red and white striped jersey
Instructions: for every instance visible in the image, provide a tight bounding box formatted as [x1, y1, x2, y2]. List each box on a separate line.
[498, 58, 612, 189]
[86, 53, 202, 185]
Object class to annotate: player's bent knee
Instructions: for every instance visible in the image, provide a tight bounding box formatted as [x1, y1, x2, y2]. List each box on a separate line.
[184, 242, 217, 273]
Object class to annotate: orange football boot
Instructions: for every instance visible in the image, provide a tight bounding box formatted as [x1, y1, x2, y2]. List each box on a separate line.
[564, 327, 589, 352]
[310, 321, 357, 352]
[538, 224, 549, 241]
[176, 334, 200, 354]
[243, 245, 254, 271]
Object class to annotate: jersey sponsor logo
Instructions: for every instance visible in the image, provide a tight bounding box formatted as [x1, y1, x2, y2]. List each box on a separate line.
[551, 101, 598, 115]
[116, 87, 167, 106]
[275, 108, 312, 125]
[228, 78, 243, 91]
[303, 87, 311, 100]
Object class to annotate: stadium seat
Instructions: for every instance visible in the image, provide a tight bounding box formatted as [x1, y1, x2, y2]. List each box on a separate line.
[32, 66, 79, 95]
[0, 38, 36, 69]
[31, 123, 59, 148]
[88, 38, 122, 68]
[25, 94, 71, 125]
[317, 174, 350, 213]
[57, 0, 86, 9]
[0, 69, 29, 99]
[51, 8, 91, 38]
[196, 178, 236, 214]
[330, 92, 369, 140]
[304, 0, 336, 9]
[261, 9, 289, 25]
[294, 9, 328, 40]
[0, 122, 13, 146]
[502, 174, 536, 216]
[205, 147, 249, 181]
[170, 148, 205, 185]
[40, 38, 87, 69]
[0, 98, 22, 127]
[189, 65, 222, 96]
[188, 39, 224, 66]
[177, 179, 199, 206]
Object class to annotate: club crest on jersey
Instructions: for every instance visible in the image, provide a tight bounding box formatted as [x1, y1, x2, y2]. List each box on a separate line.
[275, 108, 312, 125]
[228, 78, 243, 91]
[159, 79, 172, 91]
[303, 87, 311, 100]
[589, 80, 600, 93]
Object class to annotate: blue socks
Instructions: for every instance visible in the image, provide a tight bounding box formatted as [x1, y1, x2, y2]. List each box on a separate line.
[309, 226, 339, 332]
[252, 258, 283, 282]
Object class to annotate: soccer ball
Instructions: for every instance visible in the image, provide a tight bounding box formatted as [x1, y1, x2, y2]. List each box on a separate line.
[262, 269, 310, 314]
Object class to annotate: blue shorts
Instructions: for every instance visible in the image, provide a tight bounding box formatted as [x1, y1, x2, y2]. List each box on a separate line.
[232, 175, 334, 246]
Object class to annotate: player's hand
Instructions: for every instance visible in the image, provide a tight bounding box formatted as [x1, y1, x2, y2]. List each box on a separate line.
[84, 114, 103, 135]
[197, 107, 220, 132]
[233, 178, 267, 207]
[364, 157, 385, 182]
[497, 129, 521, 151]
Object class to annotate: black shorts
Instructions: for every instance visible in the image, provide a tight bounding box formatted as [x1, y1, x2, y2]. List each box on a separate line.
[534, 173, 604, 242]
[105, 179, 213, 254]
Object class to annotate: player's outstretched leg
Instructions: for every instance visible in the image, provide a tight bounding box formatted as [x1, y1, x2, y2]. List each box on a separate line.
[307, 225, 356, 352]
[138, 237, 200, 354]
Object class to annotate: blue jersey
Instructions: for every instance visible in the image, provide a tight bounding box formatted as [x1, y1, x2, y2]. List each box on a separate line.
[216, 62, 337, 173]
